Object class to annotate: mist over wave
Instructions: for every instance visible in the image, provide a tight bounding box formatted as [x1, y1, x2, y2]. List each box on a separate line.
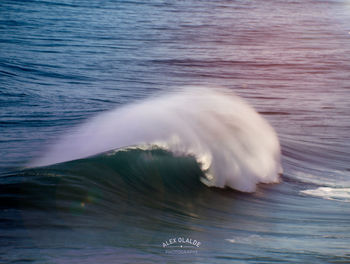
[31, 87, 282, 192]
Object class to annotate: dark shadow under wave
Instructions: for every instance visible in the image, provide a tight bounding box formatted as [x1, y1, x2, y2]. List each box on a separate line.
[0, 148, 207, 214]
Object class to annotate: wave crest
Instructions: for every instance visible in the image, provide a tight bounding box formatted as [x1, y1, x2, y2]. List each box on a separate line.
[31, 87, 282, 192]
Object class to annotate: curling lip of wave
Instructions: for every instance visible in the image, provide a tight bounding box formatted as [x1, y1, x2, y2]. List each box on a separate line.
[31, 87, 282, 192]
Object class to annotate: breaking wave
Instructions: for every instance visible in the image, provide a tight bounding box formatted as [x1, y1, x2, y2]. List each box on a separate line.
[31, 87, 282, 192]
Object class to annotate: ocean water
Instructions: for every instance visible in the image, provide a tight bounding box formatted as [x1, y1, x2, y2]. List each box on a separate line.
[1, 0, 350, 263]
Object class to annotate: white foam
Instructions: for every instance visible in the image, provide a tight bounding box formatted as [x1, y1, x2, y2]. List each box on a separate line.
[30, 87, 282, 192]
[225, 235, 263, 244]
[300, 187, 350, 202]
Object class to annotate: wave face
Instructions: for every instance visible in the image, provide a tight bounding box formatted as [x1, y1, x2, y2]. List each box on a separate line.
[1, 149, 206, 212]
[31, 87, 282, 192]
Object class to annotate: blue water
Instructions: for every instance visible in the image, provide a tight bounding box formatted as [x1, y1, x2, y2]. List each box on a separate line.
[1, 0, 350, 263]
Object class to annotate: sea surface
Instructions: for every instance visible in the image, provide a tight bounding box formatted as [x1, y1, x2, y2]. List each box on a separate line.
[1, 0, 350, 263]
